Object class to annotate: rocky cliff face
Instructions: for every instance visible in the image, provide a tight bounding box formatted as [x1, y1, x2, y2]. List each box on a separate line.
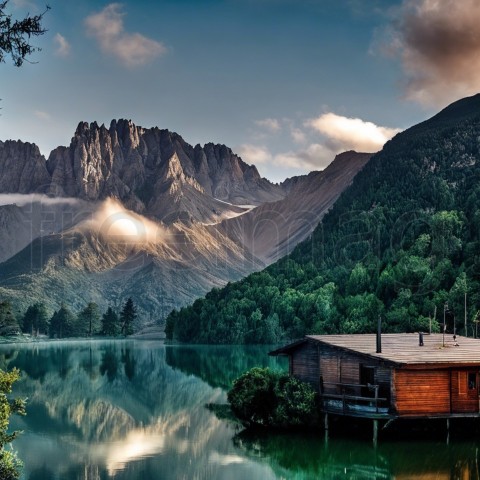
[44, 120, 285, 222]
[0, 140, 50, 193]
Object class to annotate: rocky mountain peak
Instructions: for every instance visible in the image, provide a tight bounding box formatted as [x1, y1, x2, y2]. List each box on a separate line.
[165, 152, 184, 180]
[0, 119, 285, 223]
[109, 118, 144, 151]
[0, 140, 50, 193]
[47, 119, 285, 217]
[74, 121, 89, 136]
[162, 153, 204, 194]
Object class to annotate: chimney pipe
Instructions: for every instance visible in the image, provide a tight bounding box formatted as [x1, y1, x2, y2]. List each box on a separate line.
[419, 332, 424, 346]
[376, 315, 382, 353]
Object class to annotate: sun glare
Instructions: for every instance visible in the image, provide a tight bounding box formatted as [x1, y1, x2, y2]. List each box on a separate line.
[79, 198, 164, 244]
[99, 200, 148, 240]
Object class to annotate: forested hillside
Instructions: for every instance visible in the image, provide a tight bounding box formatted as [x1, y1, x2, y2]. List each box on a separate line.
[166, 94, 480, 343]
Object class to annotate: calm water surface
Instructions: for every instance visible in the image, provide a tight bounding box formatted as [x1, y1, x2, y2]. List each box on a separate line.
[0, 340, 479, 479]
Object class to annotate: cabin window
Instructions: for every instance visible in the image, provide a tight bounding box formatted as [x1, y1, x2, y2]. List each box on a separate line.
[468, 373, 477, 390]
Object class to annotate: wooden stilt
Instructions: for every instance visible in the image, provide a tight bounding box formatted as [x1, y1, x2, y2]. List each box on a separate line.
[324, 413, 329, 443]
[373, 419, 378, 447]
[446, 418, 450, 445]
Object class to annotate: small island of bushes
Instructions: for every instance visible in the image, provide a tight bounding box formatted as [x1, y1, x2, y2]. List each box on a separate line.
[227, 367, 319, 429]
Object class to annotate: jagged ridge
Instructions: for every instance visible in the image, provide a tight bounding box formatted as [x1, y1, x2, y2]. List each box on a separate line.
[0, 119, 286, 224]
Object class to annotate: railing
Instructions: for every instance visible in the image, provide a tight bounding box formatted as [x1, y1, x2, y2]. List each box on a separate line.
[320, 382, 387, 415]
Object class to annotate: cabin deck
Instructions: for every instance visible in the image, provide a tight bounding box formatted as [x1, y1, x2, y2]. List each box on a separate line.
[320, 381, 391, 418]
[319, 379, 480, 420]
[319, 394, 480, 420]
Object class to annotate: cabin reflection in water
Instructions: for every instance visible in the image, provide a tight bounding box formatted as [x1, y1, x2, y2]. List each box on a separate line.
[236, 430, 480, 480]
[270, 333, 480, 438]
[385, 444, 480, 480]
[329, 458, 478, 480]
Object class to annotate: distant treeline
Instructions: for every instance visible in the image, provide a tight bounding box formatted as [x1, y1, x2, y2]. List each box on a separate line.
[0, 298, 138, 338]
[166, 99, 480, 344]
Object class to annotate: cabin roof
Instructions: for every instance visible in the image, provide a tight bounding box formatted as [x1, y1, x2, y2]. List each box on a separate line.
[270, 333, 480, 367]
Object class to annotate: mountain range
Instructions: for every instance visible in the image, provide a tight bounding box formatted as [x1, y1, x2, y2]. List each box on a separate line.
[0, 120, 369, 322]
[165, 93, 480, 343]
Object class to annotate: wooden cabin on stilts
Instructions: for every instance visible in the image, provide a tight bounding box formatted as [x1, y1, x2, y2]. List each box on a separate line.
[270, 332, 480, 444]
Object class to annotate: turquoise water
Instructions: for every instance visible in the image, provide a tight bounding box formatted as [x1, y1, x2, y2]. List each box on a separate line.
[0, 341, 479, 479]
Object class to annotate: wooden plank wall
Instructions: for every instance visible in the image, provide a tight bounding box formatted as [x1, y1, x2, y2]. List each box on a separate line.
[290, 342, 393, 402]
[376, 366, 392, 402]
[340, 357, 364, 396]
[319, 345, 391, 398]
[394, 370, 450, 414]
[291, 342, 319, 388]
[340, 357, 358, 384]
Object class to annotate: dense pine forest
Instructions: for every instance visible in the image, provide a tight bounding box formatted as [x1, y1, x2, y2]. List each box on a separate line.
[166, 94, 480, 344]
[0, 298, 138, 338]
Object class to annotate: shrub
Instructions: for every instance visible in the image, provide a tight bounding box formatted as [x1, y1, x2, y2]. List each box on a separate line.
[0, 368, 26, 479]
[273, 375, 318, 427]
[0, 450, 22, 480]
[228, 367, 318, 429]
[228, 367, 278, 427]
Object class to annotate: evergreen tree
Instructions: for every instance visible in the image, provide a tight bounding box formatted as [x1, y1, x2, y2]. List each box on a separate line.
[0, 0, 48, 67]
[21, 303, 48, 336]
[0, 301, 19, 336]
[77, 302, 100, 337]
[0, 3, 47, 477]
[49, 305, 76, 339]
[120, 298, 137, 337]
[101, 307, 119, 336]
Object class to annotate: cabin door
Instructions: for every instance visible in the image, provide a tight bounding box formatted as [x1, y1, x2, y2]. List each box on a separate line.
[451, 370, 479, 413]
[360, 365, 375, 398]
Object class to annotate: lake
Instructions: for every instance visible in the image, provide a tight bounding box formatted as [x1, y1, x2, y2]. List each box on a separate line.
[1, 340, 479, 479]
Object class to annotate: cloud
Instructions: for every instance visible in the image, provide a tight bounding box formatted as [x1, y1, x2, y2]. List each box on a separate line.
[34, 110, 51, 120]
[306, 112, 401, 153]
[0, 194, 78, 207]
[290, 127, 307, 144]
[54, 33, 71, 57]
[381, 0, 480, 106]
[238, 143, 333, 171]
[85, 3, 167, 68]
[11, 0, 36, 9]
[239, 112, 401, 172]
[274, 144, 334, 170]
[237, 144, 273, 165]
[255, 118, 281, 133]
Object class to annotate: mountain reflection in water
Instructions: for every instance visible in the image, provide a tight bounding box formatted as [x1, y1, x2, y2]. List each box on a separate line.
[0, 341, 478, 480]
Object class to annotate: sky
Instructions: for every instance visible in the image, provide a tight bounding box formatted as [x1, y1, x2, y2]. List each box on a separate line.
[1, 0, 480, 182]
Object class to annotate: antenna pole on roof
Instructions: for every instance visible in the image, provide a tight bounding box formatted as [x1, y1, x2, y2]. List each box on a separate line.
[376, 315, 382, 354]
[443, 302, 448, 347]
